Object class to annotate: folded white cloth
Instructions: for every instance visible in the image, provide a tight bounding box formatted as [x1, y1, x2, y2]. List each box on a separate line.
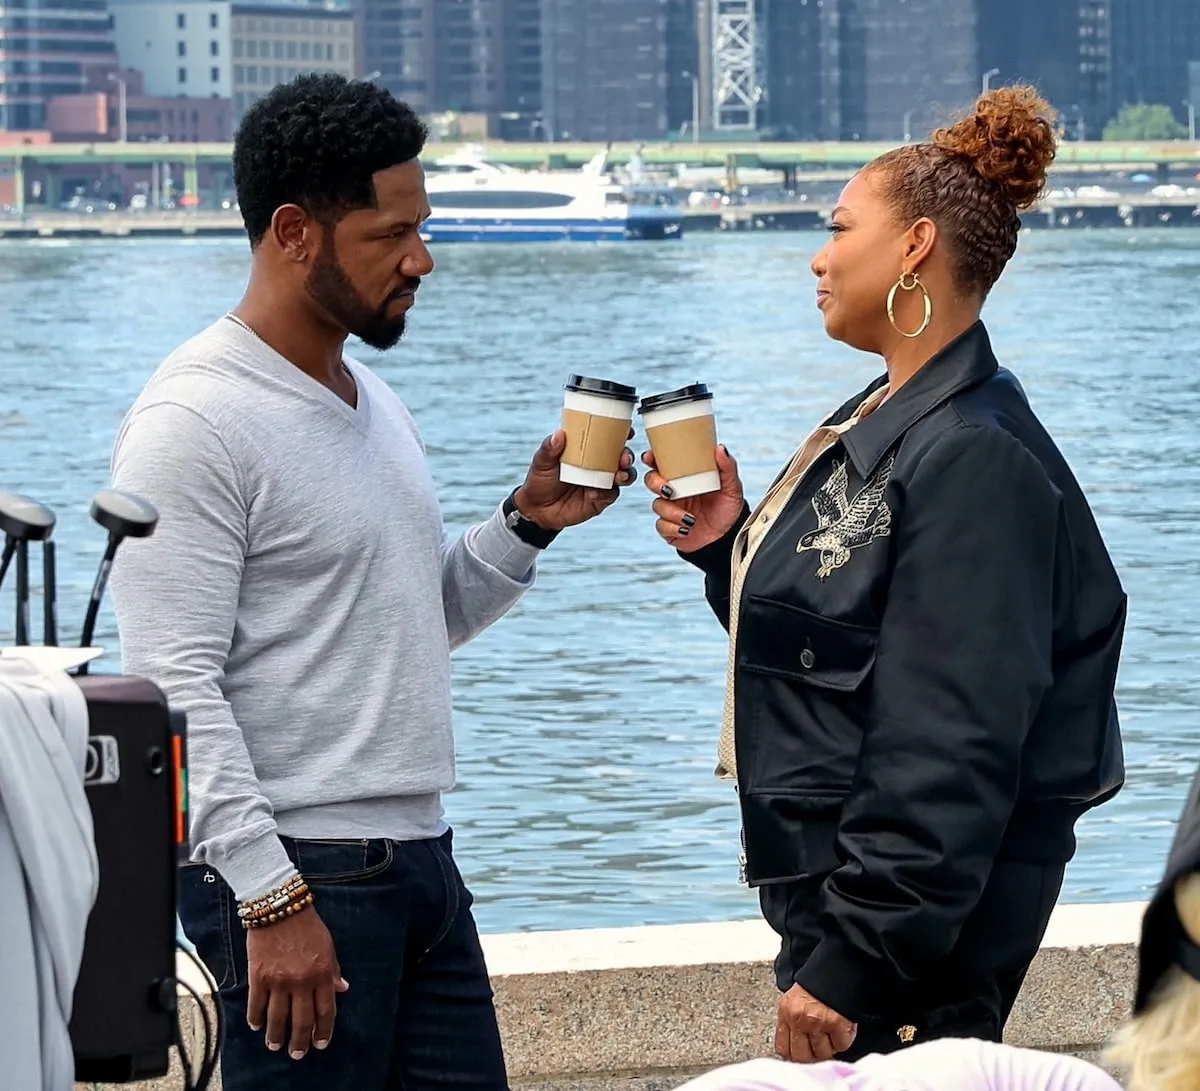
[0, 656, 99, 1091]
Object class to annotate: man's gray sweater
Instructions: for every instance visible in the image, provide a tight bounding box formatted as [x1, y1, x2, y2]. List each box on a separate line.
[110, 318, 541, 900]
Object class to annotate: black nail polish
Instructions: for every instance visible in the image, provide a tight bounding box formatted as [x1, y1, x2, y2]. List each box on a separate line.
[682, 514, 696, 527]
[661, 485, 675, 499]
[678, 526, 690, 537]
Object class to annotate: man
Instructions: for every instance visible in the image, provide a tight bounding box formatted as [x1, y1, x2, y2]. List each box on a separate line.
[109, 74, 635, 1091]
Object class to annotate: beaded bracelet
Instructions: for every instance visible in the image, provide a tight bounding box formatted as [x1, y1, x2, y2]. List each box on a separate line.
[237, 875, 307, 920]
[238, 884, 310, 924]
[241, 890, 315, 930]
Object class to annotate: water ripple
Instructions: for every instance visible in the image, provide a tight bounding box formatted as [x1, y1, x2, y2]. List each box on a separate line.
[1, 230, 1197, 931]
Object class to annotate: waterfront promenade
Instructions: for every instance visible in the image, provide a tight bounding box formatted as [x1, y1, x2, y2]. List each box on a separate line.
[77, 901, 1140, 1090]
[3, 190, 1198, 242]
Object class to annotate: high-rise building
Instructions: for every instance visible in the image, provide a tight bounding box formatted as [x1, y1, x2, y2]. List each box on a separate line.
[498, 0, 542, 138]
[0, 0, 119, 131]
[541, 0, 669, 141]
[1111, 0, 1200, 128]
[850, 0, 978, 142]
[761, 0, 823, 139]
[108, 0, 357, 122]
[665, 0, 700, 137]
[430, 0, 500, 113]
[977, 0, 1111, 139]
[357, 0, 545, 130]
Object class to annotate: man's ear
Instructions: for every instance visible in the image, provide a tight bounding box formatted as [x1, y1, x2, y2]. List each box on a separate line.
[269, 203, 316, 263]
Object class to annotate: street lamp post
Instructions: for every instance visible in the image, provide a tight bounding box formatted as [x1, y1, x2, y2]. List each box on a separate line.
[682, 71, 700, 143]
[107, 72, 128, 142]
[903, 109, 915, 143]
[1186, 100, 1197, 142]
[982, 68, 1000, 95]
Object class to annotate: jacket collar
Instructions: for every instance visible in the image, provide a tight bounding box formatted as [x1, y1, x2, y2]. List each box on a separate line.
[841, 321, 999, 478]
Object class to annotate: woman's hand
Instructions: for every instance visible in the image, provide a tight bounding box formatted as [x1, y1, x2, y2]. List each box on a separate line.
[775, 984, 857, 1063]
[643, 444, 745, 552]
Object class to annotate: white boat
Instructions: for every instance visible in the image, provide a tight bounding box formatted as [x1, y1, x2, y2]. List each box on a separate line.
[422, 146, 685, 243]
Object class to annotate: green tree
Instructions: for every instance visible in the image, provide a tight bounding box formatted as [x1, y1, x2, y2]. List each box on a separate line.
[1103, 103, 1187, 141]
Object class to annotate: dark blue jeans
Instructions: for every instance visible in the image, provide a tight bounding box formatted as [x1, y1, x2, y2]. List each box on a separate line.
[178, 830, 509, 1091]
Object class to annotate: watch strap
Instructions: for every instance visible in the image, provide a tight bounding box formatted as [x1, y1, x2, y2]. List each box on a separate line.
[502, 490, 561, 550]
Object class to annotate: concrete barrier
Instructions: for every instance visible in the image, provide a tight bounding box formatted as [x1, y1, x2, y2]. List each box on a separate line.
[75, 901, 1144, 1090]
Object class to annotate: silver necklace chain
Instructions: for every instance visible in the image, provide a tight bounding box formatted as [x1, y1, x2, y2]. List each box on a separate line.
[224, 311, 352, 382]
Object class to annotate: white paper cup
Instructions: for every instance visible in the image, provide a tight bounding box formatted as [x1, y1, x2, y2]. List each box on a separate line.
[639, 384, 720, 499]
[560, 375, 638, 488]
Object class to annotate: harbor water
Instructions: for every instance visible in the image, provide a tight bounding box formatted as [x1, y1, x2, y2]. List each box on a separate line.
[2, 229, 1198, 933]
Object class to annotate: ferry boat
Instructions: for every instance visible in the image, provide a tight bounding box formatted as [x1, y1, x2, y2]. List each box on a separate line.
[422, 146, 685, 243]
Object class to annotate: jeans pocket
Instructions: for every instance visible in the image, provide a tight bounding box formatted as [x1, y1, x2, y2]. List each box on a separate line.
[289, 837, 395, 884]
[177, 863, 240, 991]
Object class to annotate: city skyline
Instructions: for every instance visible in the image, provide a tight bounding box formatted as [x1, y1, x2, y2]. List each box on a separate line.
[1, 0, 1198, 142]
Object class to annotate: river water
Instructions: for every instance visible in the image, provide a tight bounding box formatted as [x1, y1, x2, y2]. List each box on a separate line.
[2, 229, 1198, 933]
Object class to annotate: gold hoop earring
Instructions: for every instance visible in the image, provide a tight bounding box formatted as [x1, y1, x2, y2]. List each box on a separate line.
[886, 271, 932, 338]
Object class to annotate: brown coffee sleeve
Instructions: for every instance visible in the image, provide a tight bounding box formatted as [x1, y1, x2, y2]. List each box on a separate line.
[647, 415, 718, 480]
[562, 408, 631, 473]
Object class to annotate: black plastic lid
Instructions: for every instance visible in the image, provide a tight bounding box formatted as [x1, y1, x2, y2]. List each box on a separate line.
[565, 375, 638, 402]
[638, 383, 713, 414]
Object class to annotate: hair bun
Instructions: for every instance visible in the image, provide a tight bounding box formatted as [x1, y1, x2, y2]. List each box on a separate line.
[933, 85, 1057, 211]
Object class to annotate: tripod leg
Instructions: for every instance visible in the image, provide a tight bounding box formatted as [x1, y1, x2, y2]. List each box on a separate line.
[15, 540, 30, 646]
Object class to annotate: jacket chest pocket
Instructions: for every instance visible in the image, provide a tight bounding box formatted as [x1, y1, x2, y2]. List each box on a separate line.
[734, 595, 879, 818]
[738, 595, 879, 691]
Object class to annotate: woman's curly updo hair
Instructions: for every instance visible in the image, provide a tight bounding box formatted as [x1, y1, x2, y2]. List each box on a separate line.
[869, 85, 1058, 297]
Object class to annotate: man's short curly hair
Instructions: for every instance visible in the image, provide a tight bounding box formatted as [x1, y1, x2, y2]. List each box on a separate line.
[233, 73, 428, 248]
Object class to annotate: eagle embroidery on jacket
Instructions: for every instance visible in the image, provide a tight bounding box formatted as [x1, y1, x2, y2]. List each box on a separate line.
[797, 451, 896, 579]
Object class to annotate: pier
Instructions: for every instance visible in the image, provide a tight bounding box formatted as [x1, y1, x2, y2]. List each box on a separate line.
[79, 901, 1139, 1090]
[3, 192, 1198, 243]
[3, 139, 1199, 215]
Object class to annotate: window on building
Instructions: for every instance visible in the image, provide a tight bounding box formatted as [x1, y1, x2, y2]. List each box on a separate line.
[210, 40, 219, 56]
[261, 65, 272, 84]
[339, 43, 348, 61]
[273, 42, 283, 58]
[211, 66, 219, 82]
[287, 41, 297, 59]
[234, 64, 244, 82]
[325, 43, 333, 60]
[233, 39, 242, 57]
[176, 11, 185, 28]
[300, 41, 310, 60]
[178, 66, 187, 83]
[274, 65, 284, 82]
[209, 11, 218, 28]
[177, 40, 186, 56]
[247, 40, 257, 57]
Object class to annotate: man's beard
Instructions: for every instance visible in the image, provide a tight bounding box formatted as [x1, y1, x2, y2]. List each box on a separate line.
[305, 236, 409, 351]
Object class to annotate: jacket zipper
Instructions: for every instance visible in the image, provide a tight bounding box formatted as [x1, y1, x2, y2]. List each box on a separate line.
[737, 787, 748, 885]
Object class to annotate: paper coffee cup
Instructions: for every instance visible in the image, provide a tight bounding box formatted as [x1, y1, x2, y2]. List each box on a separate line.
[639, 384, 720, 499]
[560, 375, 638, 488]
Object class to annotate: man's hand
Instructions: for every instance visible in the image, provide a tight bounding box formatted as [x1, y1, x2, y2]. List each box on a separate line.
[775, 984, 857, 1063]
[514, 429, 636, 531]
[246, 908, 349, 1060]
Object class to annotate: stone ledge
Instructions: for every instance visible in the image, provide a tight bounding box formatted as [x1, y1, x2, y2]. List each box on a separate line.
[76, 900, 1144, 1090]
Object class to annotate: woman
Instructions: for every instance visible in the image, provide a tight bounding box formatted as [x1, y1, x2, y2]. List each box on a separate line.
[1106, 768, 1200, 1090]
[644, 86, 1127, 1062]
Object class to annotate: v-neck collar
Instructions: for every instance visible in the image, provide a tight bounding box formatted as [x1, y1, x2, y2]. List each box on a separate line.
[222, 316, 371, 435]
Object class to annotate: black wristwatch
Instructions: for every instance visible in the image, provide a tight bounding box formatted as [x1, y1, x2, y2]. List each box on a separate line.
[502, 489, 561, 550]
